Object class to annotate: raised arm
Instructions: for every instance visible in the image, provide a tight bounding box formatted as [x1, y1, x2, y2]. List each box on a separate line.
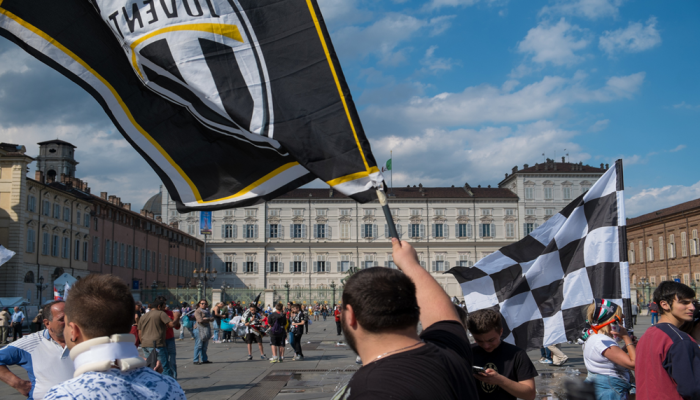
[391, 238, 459, 329]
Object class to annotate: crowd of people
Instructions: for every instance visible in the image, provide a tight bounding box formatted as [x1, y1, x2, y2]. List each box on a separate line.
[0, 238, 699, 399]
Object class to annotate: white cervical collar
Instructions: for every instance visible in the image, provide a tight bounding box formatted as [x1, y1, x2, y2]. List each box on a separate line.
[70, 334, 146, 378]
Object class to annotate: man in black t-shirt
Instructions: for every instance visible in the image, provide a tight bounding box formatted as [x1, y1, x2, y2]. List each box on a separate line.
[331, 239, 479, 400]
[467, 309, 538, 400]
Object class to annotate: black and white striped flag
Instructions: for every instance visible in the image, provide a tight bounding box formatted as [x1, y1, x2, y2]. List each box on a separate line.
[0, 0, 383, 210]
[448, 160, 629, 350]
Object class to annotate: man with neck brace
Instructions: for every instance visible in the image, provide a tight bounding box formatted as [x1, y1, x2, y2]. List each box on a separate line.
[0, 301, 73, 399]
[44, 274, 185, 399]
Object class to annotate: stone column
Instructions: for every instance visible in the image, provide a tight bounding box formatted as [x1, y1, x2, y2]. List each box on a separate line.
[211, 288, 222, 305]
[264, 289, 274, 308]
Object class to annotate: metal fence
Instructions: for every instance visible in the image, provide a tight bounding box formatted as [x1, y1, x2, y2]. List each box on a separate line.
[139, 288, 212, 308]
[279, 287, 341, 307]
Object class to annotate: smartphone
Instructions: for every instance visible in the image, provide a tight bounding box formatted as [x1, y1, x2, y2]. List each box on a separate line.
[472, 366, 486, 373]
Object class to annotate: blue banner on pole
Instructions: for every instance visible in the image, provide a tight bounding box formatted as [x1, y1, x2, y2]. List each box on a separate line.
[200, 211, 212, 235]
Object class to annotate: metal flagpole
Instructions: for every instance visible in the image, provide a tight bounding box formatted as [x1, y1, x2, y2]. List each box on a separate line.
[390, 150, 393, 195]
[616, 159, 633, 329]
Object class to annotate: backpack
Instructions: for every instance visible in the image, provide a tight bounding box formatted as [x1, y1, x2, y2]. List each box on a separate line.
[271, 316, 285, 336]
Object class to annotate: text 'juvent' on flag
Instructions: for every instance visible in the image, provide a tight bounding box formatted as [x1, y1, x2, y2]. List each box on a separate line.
[448, 160, 629, 351]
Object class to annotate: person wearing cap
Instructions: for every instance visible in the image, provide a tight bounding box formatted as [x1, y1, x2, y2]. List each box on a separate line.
[582, 299, 636, 400]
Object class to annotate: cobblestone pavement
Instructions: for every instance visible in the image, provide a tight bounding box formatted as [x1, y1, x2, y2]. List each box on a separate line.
[0, 315, 652, 399]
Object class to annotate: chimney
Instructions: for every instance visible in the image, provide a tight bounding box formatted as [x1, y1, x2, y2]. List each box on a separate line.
[524, 164, 529, 169]
[124, 203, 131, 211]
[60, 173, 66, 183]
[156, 216, 163, 222]
[35, 170, 44, 182]
[148, 212, 154, 219]
[505, 173, 508, 178]
[140, 209, 147, 216]
[600, 163, 604, 169]
[562, 156, 566, 163]
[108, 195, 117, 205]
[101, 192, 108, 200]
[512, 166, 518, 174]
[605, 163, 609, 170]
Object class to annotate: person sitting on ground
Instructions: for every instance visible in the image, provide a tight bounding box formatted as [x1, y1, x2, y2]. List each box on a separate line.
[582, 299, 636, 400]
[467, 309, 537, 400]
[636, 281, 700, 400]
[332, 239, 479, 399]
[43, 275, 185, 399]
[0, 301, 73, 400]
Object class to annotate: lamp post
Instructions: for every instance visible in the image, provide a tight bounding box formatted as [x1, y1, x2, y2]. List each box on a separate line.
[35, 276, 48, 306]
[192, 268, 217, 303]
[284, 281, 290, 304]
[330, 281, 336, 307]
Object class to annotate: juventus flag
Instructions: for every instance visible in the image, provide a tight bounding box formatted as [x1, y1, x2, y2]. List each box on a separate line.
[0, 0, 382, 210]
[448, 160, 630, 350]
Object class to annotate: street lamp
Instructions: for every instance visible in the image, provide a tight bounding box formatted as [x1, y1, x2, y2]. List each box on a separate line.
[330, 281, 337, 306]
[193, 268, 217, 302]
[35, 276, 48, 306]
[284, 281, 290, 304]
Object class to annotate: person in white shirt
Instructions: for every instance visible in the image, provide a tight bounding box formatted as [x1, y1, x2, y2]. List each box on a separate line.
[44, 274, 185, 400]
[0, 301, 73, 399]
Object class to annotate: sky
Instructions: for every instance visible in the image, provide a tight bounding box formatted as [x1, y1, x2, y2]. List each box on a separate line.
[0, 0, 698, 218]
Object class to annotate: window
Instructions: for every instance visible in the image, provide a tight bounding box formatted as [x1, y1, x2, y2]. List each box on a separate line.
[650, 276, 656, 285]
[146, 250, 151, 271]
[481, 209, 491, 216]
[435, 209, 445, 216]
[480, 223, 494, 238]
[127, 246, 132, 268]
[545, 208, 555, 216]
[293, 209, 304, 216]
[113, 242, 118, 266]
[364, 209, 375, 216]
[340, 209, 351, 216]
[506, 223, 514, 238]
[93, 217, 97, 230]
[410, 209, 421, 216]
[581, 185, 591, 193]
[315, 224, 326, 239]
[245, 256, 257, 273]
[433, 223, 445, 238]
[387, 259, 397, 269]
[268, 224, 279, 238]
[696, 273, 700, 284]
[82, 241, 88, 262]
[92, 237, 99, 262]
[61, 237, 69, 258]
[684, 274, 690, 285]
[244, 209, 256, 217]
[53, 204, 60, 218]
[74, 239, 80, 260]
[135, 247, 141, 269]
[668, 234, 676, 259]
[505, 209, 515, 216]
[77, 211, 83, 226]
[525, 187, 534, 200]
[457, 223, 472, 238]
[659, 237, 665, 260]
[43, 200, 50, 216]
[410, 224, 423, 238]
[544, 187, 553, 200]
[26, 230, 35, 253]
[244, 224, 257, 239]
[27, 196, 36, 212]
[52, 235, 59, 257]
[187, 224, 195, 235]
[224, 209, 233, 216]
[267, 255, 279, 273]
[363, 224, 376, 238]
[293, 255, 305, 273]
[563, 187, 571, 200]
[42, 232, 49, 255]
[315, 255, 327, 272]
[316, 209, 327, 216]
[458, 209, 468, 216]
[458, 254, 473, 267]
[268, 209, 279, 217]
[433, 254, 446, 272]
[63, 207, 70, 222]
[364, 255, 374, 269]
[682, 232, 688, 257]
[648, 239, 654, 261]
[692, 230, 699, 256]
[525, 223, 536, 235]
[526, 208, 535, 215]
[222, 224, 235, 238]
[292, 223, 305, 238]
[629, 242, 635, 264]
[391, 208, 399, 217]
[638, 240, 644, 262]
[340, 222, 350, 239]
[340, 254, 352, 272]
[660, 275, 667, 282]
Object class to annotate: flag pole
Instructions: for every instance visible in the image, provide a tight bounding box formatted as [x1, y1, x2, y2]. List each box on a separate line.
[390, 150, 393, 195]
[616, 159, 633, 329]
[377, 189, 398, 238]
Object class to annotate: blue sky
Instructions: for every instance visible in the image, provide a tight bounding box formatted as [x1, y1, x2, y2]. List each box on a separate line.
[0, 0, 698, 217]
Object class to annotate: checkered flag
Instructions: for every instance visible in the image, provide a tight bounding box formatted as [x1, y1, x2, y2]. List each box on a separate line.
[447, 160, 629, 350]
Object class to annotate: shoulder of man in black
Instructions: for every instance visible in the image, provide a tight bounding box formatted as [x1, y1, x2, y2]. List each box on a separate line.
[420, 320, 473, 363]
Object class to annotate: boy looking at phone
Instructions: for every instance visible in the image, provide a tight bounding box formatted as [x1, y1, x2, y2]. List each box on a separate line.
[467, 309, 538, 400]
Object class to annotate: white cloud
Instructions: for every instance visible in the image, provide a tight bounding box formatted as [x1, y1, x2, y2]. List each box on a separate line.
[670, 144, 686, 153]
[420, 45, 458, 73]
[599, 17, 661, 56]
[373, 120, 590, 186]
[332, 14, 454, 66]
[589, 119, 609, 132]
[317, 0, 372, 30]
[672, 102, 700, 110]
[424, 0, 482, 11]
[364, 72, 645, 133]
[626, 181, 700, 218]
[541, 0, 626, 20]
[517, 19, 590, 66]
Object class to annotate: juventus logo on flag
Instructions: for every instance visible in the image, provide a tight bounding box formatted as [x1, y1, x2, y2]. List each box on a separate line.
[448, 160, 630, 350]
[0, 0, 383, 211]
